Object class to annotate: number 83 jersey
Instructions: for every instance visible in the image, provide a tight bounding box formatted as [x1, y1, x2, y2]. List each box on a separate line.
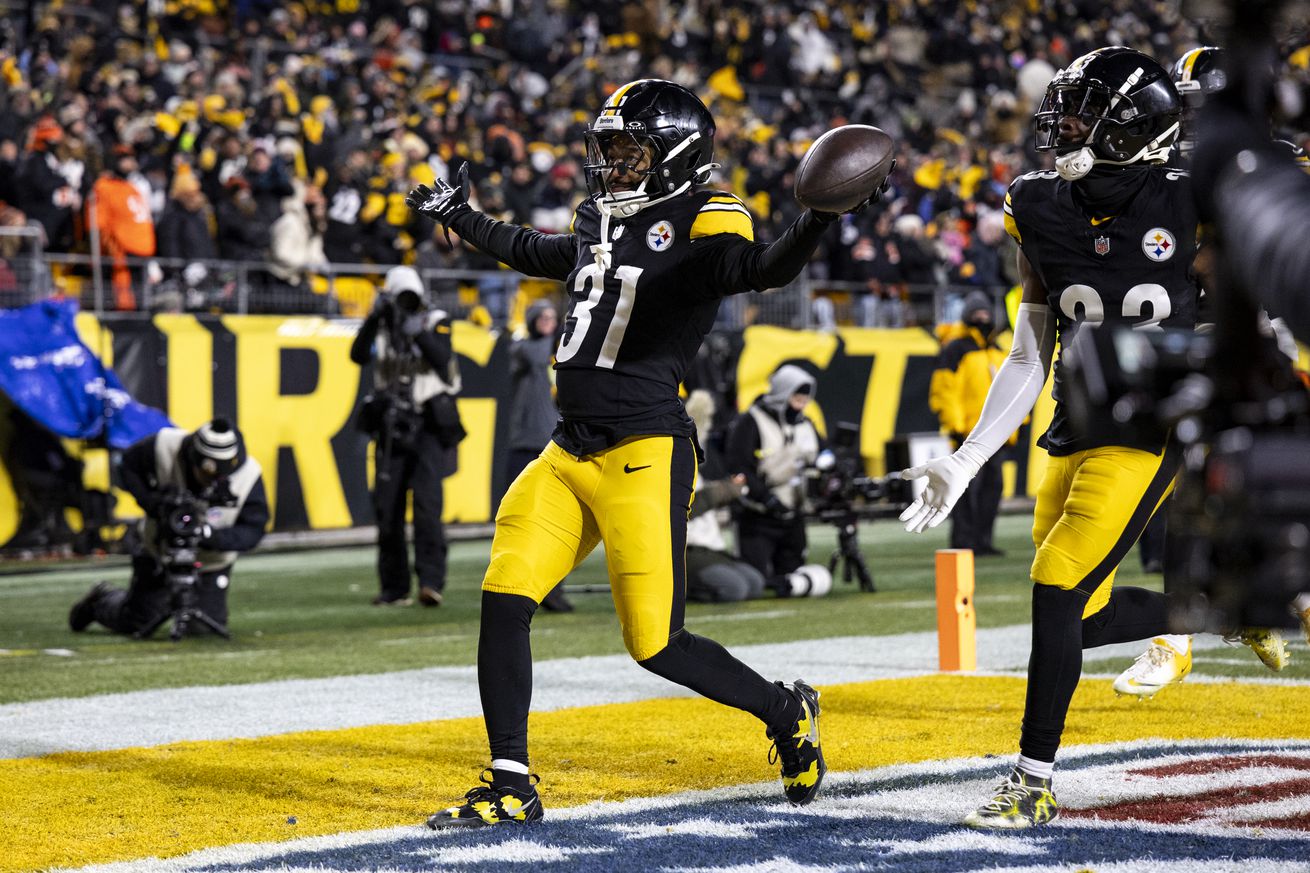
[1003, 167, 1199, 455]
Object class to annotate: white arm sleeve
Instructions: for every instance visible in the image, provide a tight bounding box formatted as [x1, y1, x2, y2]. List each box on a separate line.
[953, 302, 1056, 475]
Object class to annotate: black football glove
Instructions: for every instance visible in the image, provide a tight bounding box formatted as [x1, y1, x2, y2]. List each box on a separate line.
[850, 158, 896, 214]
[406, 162, 472, 245]
[812, 158, 896, 223]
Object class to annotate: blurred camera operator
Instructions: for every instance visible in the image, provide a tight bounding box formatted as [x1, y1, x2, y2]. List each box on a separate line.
[725, 365, 827, 597]
[68, 419, 268, 637]
[351, 266, 464, 607]
[684, 390, 768, 603]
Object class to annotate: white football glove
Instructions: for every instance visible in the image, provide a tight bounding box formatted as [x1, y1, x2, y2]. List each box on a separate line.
[898, 453, 978, 533]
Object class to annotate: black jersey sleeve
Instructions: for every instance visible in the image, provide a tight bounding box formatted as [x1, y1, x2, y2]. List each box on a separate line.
[687, 209, 837, 296]
[448, 210, 577, 281]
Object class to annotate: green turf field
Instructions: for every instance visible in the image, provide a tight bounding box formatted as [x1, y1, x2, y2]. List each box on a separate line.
[2, 513, 1305, 704]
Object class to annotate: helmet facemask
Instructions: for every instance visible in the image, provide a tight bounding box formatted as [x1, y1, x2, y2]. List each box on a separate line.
[584, 127, 663, 214]
[583, 113, 715, 216]
[1034, 79, 1180, 180]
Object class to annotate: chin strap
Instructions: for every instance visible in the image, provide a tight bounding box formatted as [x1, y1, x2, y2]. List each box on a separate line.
[1056, 147, 1096, 180]
[592, 202, 614, 271]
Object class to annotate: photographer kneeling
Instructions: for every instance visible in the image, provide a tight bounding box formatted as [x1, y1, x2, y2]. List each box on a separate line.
[69, 419, 268, 637]
[351, 266, 464, 607]
[726, 365, 828, 597]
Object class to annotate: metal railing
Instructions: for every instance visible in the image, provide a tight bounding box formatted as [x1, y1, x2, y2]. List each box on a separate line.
[17, 243, 1009, 331]
[0, 225, 49, 307]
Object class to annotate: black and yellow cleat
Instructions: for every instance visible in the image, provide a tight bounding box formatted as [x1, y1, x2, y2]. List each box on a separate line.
[425, 770, 543, 829]
[963, 768, 1059, 829]
[766, 679, 826, 806]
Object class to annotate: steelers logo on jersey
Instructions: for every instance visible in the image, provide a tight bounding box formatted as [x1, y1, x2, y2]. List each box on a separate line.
[1141, 228, 1176, 262]
[646, 220, 675, 252]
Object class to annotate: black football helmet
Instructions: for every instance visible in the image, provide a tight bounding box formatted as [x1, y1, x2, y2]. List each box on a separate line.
[1034, 47, 1182, 180]
[1171, 46, 1226, 153]
[1273, 138, 1310, 173]
[583, 79, 717, 215]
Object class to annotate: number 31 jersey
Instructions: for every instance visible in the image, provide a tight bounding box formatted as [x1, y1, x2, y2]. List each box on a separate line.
[1003, 167, 1199, 455]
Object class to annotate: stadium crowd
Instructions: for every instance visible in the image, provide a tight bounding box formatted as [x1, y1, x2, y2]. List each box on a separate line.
[0, 0, 1240, 319]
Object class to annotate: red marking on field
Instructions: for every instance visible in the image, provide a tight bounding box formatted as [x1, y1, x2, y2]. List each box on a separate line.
[1245, 812, 1310, 831]
[1128, 755, 1310, 778]
[1065, 776, 1310, 829]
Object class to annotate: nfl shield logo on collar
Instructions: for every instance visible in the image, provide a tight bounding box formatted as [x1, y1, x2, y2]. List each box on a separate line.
[646, 220, 675, 252]
[1094, 235, 1110, 256]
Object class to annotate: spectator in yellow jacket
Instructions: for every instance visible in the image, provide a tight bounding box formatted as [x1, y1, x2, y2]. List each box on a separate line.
[928, 290, 1016, 556]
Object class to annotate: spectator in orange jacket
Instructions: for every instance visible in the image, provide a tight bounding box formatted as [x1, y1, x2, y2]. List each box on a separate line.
[93, 145, 156, 310]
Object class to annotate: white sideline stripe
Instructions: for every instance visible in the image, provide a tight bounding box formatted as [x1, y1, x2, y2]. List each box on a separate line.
[0, 627, 1298, 758]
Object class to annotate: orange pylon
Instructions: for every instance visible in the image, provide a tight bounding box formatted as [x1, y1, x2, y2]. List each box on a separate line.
[936, 549, 977, 671]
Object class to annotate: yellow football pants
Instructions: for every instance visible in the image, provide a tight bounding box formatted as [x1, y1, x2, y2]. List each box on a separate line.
[482, 435, 696, 661]
[1031, 444, 1180, 618]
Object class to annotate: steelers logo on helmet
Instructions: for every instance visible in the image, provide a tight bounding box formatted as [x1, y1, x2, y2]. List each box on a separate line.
[1033, 46, 1182, 181]
[1142, 227, 1176, 262]
[646, 220, 674, 252]
[583, 79, 719, 218]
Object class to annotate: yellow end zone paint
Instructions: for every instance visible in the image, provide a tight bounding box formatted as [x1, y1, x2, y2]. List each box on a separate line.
[4, 674, 1310, 872]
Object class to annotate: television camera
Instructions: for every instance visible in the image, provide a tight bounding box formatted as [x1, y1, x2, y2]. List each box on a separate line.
[134, 486, 232, 641]
[1062, 322, 1310, 632]
[1058, 0, 1310, 633]
[805, 422, 914, 592]
[359, 289, 427, 479]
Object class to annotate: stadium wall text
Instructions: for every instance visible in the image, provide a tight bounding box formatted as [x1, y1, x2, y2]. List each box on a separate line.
[0, 315, 1055, 545]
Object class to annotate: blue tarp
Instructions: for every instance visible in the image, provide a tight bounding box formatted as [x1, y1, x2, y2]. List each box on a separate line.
[0, 299, 171, 448]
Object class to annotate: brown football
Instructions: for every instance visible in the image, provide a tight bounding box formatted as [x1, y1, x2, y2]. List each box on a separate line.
[794, 124, 896, 214]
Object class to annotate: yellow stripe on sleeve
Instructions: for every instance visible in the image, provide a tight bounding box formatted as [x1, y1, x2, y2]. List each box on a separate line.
[691, 207, 754, 241]
[1003, 193, 1021, 244]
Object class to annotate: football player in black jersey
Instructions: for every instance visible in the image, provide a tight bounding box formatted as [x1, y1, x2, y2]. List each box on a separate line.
[897, 46, 1264, 829]
[406, 79, 886, 828]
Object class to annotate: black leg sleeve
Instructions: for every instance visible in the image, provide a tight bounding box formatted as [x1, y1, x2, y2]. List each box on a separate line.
[638, 630, 799, 733]
[478, 591, 537, 766]
[1081, 586, 1183, 648]
[1019, 584, 1089, 764]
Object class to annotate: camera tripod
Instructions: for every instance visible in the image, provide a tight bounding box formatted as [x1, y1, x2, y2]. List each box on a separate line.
[134, 568, 231, 641]
[826, 514, 877, 592]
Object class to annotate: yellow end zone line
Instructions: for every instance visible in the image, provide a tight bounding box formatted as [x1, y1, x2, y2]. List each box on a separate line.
[5, 674, 1310, 873]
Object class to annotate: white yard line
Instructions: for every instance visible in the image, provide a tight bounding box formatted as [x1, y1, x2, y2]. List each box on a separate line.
[0, 627, 1302, 758]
